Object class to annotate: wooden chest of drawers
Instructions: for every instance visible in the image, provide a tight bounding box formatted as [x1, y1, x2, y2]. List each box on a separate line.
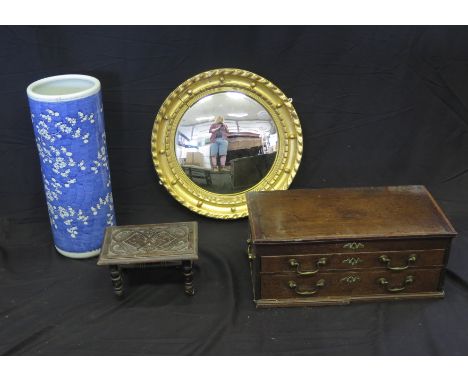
[246, 186, 456, 308]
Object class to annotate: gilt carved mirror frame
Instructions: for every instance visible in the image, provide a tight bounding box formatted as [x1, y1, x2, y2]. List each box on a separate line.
[151, 68, 302, 219]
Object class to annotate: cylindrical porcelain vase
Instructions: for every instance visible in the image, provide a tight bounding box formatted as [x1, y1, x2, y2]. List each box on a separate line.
[27, 74, 116, 259]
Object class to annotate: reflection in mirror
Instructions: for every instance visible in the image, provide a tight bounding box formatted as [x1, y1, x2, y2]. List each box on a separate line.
[175, 92, 277, 194]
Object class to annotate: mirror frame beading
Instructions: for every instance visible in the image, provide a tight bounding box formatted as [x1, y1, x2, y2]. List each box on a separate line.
[151, 68, 302, 219]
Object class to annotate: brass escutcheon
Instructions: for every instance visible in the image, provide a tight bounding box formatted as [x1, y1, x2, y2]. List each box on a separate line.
[340, 275, 361, 284]
[342, 257, 363, 266]
[343, 242, 365, 250]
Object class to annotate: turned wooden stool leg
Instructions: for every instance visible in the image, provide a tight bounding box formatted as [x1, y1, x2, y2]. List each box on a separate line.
[109, 265, 124, 297]
[182, 260, 195, 296]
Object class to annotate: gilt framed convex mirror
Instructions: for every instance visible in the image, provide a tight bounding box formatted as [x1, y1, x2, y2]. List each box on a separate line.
[151, 68, 302, 219]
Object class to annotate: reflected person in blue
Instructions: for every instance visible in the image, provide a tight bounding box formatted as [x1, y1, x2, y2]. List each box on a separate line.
[209, 115, 230, 171]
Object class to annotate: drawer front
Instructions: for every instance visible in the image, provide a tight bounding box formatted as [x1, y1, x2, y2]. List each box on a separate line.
[261, 249, 445, 273]
[260, 268, 442, 299]
[253, 238, 450, 256]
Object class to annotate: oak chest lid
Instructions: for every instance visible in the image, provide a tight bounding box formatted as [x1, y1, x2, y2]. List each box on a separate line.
[246, 186, 456, 243]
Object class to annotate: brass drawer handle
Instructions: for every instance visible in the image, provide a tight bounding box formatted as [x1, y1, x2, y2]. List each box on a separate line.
[379, 254, 417, 271]
[288, 279, 325, 296]
[289, 257, 327, 276]
[378, 275, 414, 293]
[343, 242, 364, 250]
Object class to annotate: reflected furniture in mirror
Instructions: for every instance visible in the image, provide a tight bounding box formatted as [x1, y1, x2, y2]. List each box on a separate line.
[152, 68, 302, 219]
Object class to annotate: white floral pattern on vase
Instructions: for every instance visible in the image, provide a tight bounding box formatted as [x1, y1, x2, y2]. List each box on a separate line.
[27, 75, 116, 258]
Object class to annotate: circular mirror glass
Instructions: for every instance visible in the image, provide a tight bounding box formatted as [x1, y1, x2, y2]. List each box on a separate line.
[175, 92, 278, 194]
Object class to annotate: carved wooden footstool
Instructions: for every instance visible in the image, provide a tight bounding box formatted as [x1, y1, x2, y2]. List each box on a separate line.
[97, 221, 198, 297]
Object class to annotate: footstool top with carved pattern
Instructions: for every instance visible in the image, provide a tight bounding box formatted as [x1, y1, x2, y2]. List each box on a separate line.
[97, 221, 198, 297]
[98, 221, 198, 265]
